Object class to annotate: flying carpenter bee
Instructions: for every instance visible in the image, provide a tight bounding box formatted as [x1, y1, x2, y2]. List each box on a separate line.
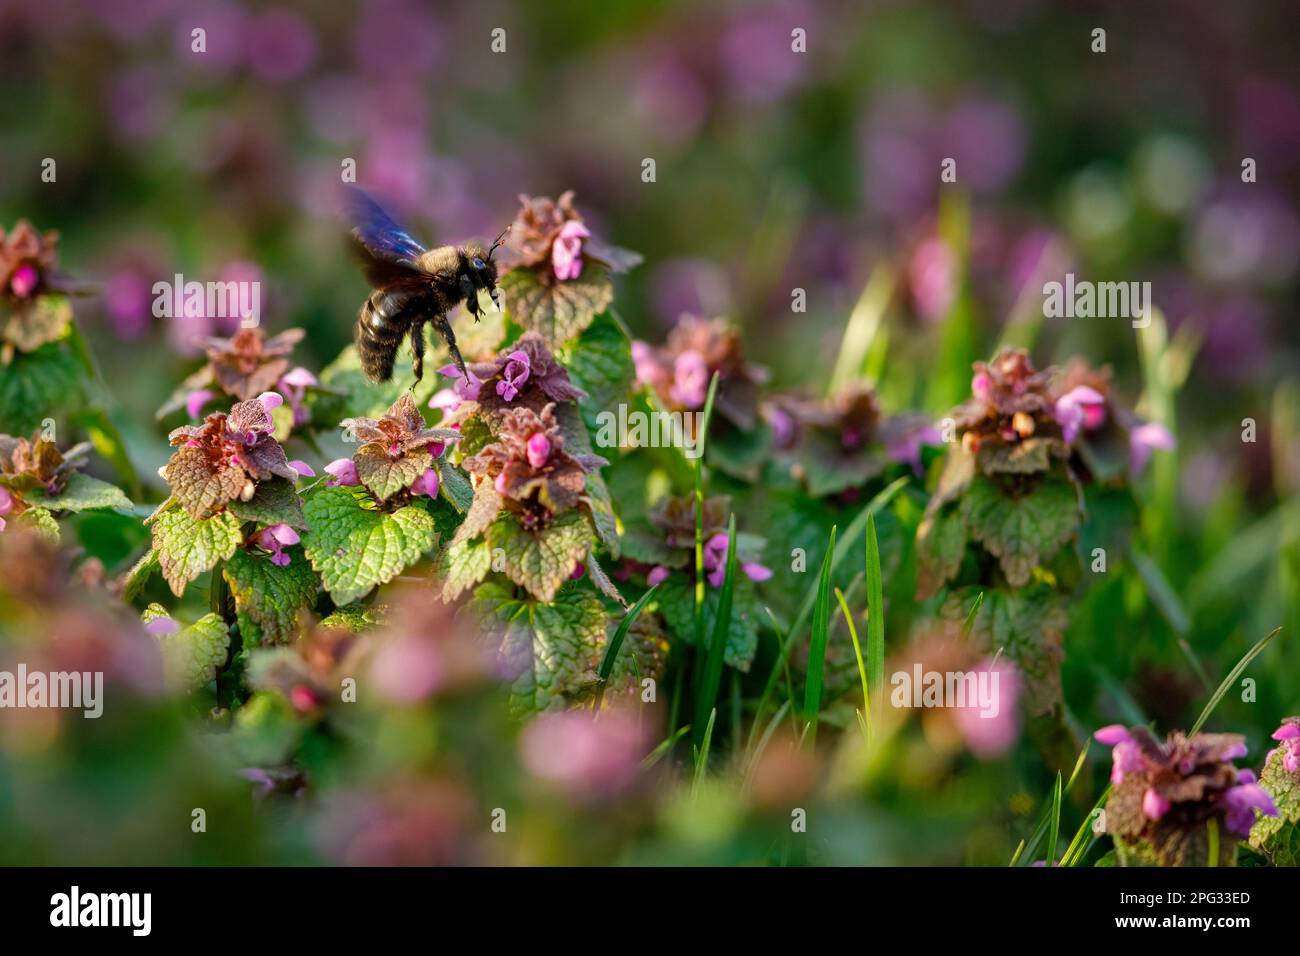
[344, 186, 509, 384]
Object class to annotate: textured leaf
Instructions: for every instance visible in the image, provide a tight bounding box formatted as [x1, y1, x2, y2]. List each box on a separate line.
[1, 293, 72, 352]
[976, 436, 1062, 475]
[554, 401, 618, 557]
[0, 339, 85, 434]
[961, 475, 1079, 586]
[435, 536, 493, 601]
[436, 459, 474, 512]
[122, 548, 160, 602]
[301, 487, 436, 606]
[226, 477, 306, 529]
[707, 421, 772, 481]
[915, 505, 967, 600]
[944, 585, 1066, 715]
[800, 431, 888, 497]
[656, 572, 760, 672]
[450, 483, 503, 547]
[145, 605, 230, 693]
[151, 507, 243, 596]
[223, 547, 319, 646]
[28, 471, 132, 513]
[164, 445, 247, 520]
[500, 264, 613, 350]
[559, 310, 635, 431]
[318, 603, 386, 632]
[355, 444, 431, 501]
[13, 505, 59, 542]
[618, 522, 688, 567]
[1250, 745, 1300, 864]
[471, 581, 607, 713]
[488, 510, 594, 602]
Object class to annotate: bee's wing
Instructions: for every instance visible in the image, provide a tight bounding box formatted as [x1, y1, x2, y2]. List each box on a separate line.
[343, 185, 428, 273]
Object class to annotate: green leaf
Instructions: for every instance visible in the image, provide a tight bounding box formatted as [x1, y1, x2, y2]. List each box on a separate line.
[150, 507, 243, 596]
[1189, 626, 1282, 735]
[28, 471, 131, 513]
[1, 293, 72, 352]
[14, 505, 59, 542]
[553, 401, 618, 557]
[500, 265, 614, 349]
[944, 585, 1067, 715]
[0, 339, 86, 433]
[915, 505, 966, 600]
[225, 477, 307, 529]
[123, 548, 160, 602]
[961, 475, 1079, 586]
[864, 513, 885, 705]
[145, 606, 230, 693]
[559, 310, 635, 430]
[435, 536, 493, 601]
[436, 460, 474, 512]
[222, 547, 319, 646]
[656, 571, 760, 672]
[318, 603, 386, 632]
[355, 445, 432, 501]
[487, 509, 594, 602]
[301, 487, 437, 606]
[470, 581, 607, 713]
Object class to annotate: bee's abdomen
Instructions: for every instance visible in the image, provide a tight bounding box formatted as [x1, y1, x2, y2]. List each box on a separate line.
[355, 291, 411, 383]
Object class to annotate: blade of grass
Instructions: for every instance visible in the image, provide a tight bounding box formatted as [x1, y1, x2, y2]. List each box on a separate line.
[1044, 771, 1063, 867]
[642, 725, 689, 771]
[692, 707, 717, 796]
[593, 582, 660, 710]
[691, 372, 722, 648]
[743, 699, 792, 790]
[693, 515, 736, 750]
[748, 477, 908, 751]
[834, 587, 871, 742]
[829, 263, 895, 395]
[1189, 626, 1282, 735]
[802, 525, 837, 746]
[1015, 741, 1091, 866]
[1061, 786, 1112, 867]
[1206, 818, 1219, 867]
[1131, 548, 1210, 690]
[961, 591, 985, 636]
[864, 512, 885, 710]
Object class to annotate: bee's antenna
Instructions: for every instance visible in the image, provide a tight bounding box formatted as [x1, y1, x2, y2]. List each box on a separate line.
[487, 223, 511, 260]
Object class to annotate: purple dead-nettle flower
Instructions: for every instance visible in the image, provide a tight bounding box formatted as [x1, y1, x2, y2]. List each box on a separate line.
[342, 393, 460, 501]
[287, 459, 315, 479]
[409, 468, 440, 498]
[0, 486, 12, 532]
[200, 326, 307, 401]
[1130, 422, 1175, 474]
[670, 349, 710, 409]
[163, 396, 298, 520]
[551, 219, 591, 281]
[1054, 385, 1107, 444]
[1094, 724, 1277, 865]
[463, 333, 586, 416]
[186, 388, 216, 420]
[1, 220, 79, 357]
[438, 364, 483, 402]
[428, 388, 462, 419]
[255, 523, 300, 566]
[496, 349, 531, 402]
[324, 457, 359, 487]
[278, 366, 318, 426]
[703, 532, 772, 587]
[1266, 717, 1300, 774]
[634, 316, 768, 427]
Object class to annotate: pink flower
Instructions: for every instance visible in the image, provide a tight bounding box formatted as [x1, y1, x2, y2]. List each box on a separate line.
[439, 364, 482, 401]
[570, 562, 585, 581]
[519, 708, 646, 801]
[1130, 421, 1175, 474]
[185, 389, 215, 420]
[909, 237, 957, 324]
[646, 565, 671, 587]
[278, 366, 318, 426]
[324, 457, 359, 486]
[1222, 780, 1277, 836]
[702, 532, 771, 588]
[952, 658, 1022, 759]
[1143, 787, 1172, 821]
[370, 634, 443, 704]
[287, 459, 315, 479]
[1269, 720, 1300, 774]
[526, 432, 551, 470]
[143, 614, 180, 636]
[1053, 385, 1107, 444]
[669, 349, 710, 409]
[551, 220, 590, 281]
[886, 423, 943, 477]
[255, 523, 300, 566]
[495, 349, 531, 402]
[257, 391, 284, 415]
[409, 468, 440, 498]
[971, 371, 994, 404]
[0, 486, 14, 525]
[428, 388, 461, 418]
[1095, 724, 1146, 785]
[631, 340, 668, 390]
[9, 262, 38, 298]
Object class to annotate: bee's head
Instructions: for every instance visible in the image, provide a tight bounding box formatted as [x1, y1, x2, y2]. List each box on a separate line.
[463, 237, 503, 291]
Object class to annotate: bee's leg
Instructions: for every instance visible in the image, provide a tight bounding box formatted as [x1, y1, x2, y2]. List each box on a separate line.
[460, 274, 481, 323]
[409, 319, 426, 384]
[432, 311, 468, 379]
